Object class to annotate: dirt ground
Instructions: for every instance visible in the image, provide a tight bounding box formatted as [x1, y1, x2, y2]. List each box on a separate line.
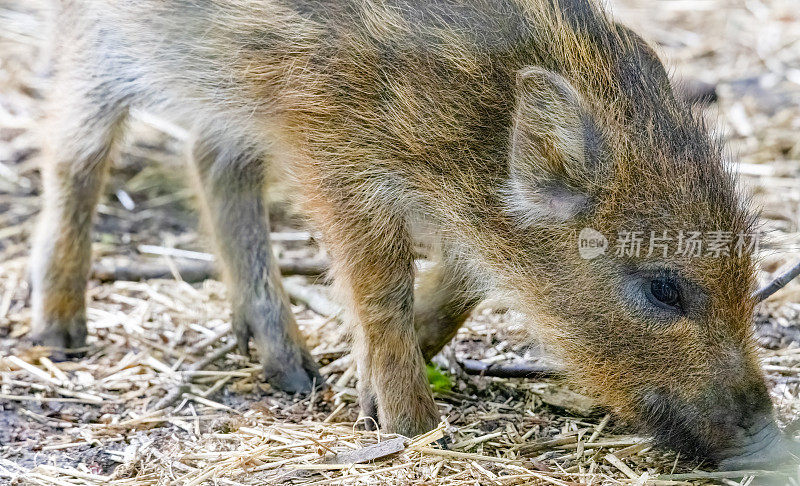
[1, 0, 800, 484]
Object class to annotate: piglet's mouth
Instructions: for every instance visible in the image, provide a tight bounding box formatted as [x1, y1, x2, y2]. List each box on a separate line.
[642, 391, 800, 471]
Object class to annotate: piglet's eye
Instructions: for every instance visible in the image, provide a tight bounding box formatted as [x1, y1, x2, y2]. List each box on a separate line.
[647, 278, 682, 312]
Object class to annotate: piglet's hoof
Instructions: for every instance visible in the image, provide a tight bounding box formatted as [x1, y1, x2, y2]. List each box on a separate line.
[263, 355, 322, 394]
[233, 305, 322, 394]
[252, 332, 322, 394]
[29, 317, 88, 360]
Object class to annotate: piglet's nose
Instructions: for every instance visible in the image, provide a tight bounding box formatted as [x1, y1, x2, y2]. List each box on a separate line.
[717, 419, 800, 471]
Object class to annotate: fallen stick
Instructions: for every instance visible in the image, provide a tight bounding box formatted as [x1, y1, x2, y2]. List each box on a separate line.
[92, 257, 328, 283]
[321, 436, 408, 465]
[460, 359, 564, 379]
[92, 260, 214, 283]
[283, 277, 342, 318]
[752, 260, 800, 303]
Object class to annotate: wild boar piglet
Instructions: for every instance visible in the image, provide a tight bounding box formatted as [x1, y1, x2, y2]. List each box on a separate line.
[30, 0, 798, 469]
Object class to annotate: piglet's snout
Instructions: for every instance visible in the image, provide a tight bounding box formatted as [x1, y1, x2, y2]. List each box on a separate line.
[718, 417, 800, 471]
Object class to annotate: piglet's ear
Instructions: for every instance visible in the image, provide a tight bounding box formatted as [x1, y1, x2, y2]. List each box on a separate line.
[507, 67, 606, 225]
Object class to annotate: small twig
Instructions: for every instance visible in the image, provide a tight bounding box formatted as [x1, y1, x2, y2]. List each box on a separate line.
[283, 277, 342, 318]
[753, 260, 800, 303]
[604, 453, 639, 480]
[187, 324, 232, 355]
[189, 342, 240, 374]
[450, 431, 504, 450]
[587, 414, 610, 443]
[460, 359, 564, 379]
[321, 436, 407, 465]
[278, 259, 329, 279]
[5, 356, 65, 387]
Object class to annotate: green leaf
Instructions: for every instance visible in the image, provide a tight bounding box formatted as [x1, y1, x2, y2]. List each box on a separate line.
[426, 363, 453, 393]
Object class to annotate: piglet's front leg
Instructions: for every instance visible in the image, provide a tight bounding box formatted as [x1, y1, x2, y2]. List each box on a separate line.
[321, 204, 439, 437]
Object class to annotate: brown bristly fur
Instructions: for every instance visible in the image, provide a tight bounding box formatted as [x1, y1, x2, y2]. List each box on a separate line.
[30, 0, 781, 464]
